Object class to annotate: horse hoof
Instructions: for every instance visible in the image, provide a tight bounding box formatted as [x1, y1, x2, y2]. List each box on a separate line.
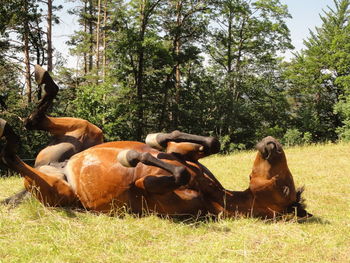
[34, 65, 48, 85]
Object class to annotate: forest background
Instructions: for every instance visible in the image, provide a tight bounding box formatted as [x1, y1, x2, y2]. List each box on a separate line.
[1, 0, 350, 161]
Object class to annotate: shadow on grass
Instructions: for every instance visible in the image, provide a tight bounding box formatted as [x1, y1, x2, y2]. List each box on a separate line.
[296, 215, 330, 225]
[262, 214, 330, 225]
[1, 193, 330, 226]
[58, 207, 80, 218]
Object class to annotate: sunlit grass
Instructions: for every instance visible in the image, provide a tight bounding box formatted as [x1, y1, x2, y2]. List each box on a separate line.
[0, 142, 349, 262]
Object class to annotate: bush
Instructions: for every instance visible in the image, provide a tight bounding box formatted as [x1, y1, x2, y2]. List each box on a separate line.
[255, 125, 285, 142]
[282, 129, 302, 147]
[336, 120, 350, 142]
[219, 135, 246, 154]
[302, 132, 313, 144]
[283, 128, 302, 146]
[334, 95, 350, 142]
[282, 129, 313, 146]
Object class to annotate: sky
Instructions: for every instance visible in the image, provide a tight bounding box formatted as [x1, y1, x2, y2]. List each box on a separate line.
[280, 0, 335, 59]
[52, 0, 336, 67]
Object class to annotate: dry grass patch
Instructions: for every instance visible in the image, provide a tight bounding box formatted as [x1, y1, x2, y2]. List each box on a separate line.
[0, 142, 349, 262]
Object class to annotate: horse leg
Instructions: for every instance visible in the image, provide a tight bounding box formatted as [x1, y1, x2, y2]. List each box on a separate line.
[24, 65, 59, 130]
[145, 131, 222, 186]
[118, 150, 191, 194]
[2, 116, 103, 205]
[20, 65, 103, 165]
[0, 119, 79, 207]
[146, 131, 220, 154]
[146, 131, 220, 159]
[3, 66, 102, 205]
[33, 117, 104, 167]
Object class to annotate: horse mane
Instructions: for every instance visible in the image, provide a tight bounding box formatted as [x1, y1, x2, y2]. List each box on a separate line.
[286, 186, 311, 217]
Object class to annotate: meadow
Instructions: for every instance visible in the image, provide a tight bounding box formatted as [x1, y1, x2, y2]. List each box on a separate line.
[0, 143, 349, 263]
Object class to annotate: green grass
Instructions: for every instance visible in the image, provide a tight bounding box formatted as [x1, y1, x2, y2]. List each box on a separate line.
[0, 143, 349, 263]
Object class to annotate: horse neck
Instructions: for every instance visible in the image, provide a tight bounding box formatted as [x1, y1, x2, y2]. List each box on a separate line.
[211, 188, 256, 216]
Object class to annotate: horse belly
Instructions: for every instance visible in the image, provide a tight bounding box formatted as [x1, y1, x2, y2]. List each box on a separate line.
[64, 148, 135, 212]
[35, 142, 77, 167]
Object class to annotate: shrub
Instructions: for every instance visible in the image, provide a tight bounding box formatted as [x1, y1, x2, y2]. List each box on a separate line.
[283, 128, 302, 147]
[302, 132, 313, 145]
[219, 135, 246, 154]
[336, 120, 350, 142]
[334, 95, 350, 142]
[282, 129, 314, 146]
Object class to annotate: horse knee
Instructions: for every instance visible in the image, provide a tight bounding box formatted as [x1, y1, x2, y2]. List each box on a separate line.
[173, 166, 191, 186]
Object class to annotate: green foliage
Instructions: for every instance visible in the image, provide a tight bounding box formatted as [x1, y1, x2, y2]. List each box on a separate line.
[70, 82, 134, 141]
[302, 131, 313, 144]
[205, 0, 293, 147]
[219, 135, 246, 154]
[285, 0, 350, 142]
[335, 120, 350, 141]
[334, 94, 350, 141]
[3, 0, 349, 157]
[282, 129, 313, 146]
[282, 128, 302, 146]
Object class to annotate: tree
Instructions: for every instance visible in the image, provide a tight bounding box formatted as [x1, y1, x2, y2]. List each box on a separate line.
[68, 0, 97, 77]
[206, 0, 293, 145]
[160, 0, 210, 128]
[109, 0, 163, 140]
[0, 0, 47, 103]
[285, 0, 350, 141]
[45, 0, 62, 72]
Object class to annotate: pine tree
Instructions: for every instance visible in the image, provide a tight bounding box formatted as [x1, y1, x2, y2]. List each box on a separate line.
[286, 0, 350, 141]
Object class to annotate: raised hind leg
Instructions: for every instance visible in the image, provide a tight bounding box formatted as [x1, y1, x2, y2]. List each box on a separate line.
[24, 65, 59, 130]
[118, 149, 191, 194]
[0, 119, 79, 207]
[22, 65, 103, 166]
[3, 66, 103, 205]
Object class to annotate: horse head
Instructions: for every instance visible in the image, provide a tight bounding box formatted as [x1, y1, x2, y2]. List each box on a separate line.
[249, 136, 310, 217]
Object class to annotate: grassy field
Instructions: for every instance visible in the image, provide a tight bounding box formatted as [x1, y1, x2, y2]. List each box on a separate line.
[0, 143, 349, 263]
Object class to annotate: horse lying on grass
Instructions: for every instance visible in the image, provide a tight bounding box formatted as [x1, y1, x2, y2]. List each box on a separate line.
[0, 65, 311, 219]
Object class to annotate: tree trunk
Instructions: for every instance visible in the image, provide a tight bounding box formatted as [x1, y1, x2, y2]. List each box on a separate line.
[135, 0, 146, 141]
[47, 0, 53, 72]
[227, 7, 233, 89]
[102, 0, 107, 80]
[88, 0, 94, 72]
[173, 0, 182, 128]
[233, 17, 246, 101]
[84, 1, 88, 75]
[23, 1, 32, 104]
[96, 0, 102, 72]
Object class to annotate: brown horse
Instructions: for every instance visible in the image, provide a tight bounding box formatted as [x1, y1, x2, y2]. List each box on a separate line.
[0, 66, 310, 218]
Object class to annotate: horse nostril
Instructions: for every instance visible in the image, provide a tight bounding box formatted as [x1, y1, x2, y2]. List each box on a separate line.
[256, 136, 283, 160]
